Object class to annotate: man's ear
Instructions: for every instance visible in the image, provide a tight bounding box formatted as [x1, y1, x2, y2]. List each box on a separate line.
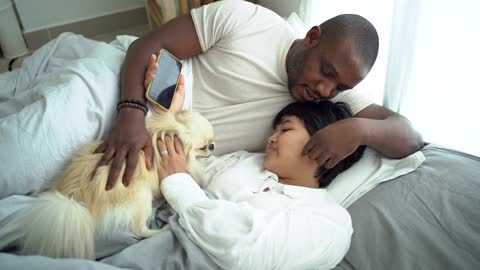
[303, 26, 322, 47]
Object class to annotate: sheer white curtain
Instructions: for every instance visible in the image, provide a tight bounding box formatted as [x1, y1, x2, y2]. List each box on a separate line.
[301, 0, 480, 156]
[384, 0, 480, 156]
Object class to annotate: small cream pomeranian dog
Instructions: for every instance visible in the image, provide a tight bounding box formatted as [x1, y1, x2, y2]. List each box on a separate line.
[0, 70, 214, 259]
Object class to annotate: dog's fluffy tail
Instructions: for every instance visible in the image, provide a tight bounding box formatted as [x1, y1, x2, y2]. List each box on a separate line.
[8, 191, 95, 259]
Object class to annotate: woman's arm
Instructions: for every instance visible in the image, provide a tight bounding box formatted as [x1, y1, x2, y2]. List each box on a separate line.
[161, 173, 352, 270]
[156, 133, 352, 269]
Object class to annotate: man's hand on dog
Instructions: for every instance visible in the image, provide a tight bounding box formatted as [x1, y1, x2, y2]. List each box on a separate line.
[94, 111, 153, 191]
[94, 54, 186, 190]
[156, 135, 188, 180]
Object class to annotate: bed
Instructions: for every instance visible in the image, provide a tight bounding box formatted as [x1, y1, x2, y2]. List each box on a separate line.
[334, 145, 480, 270]
[0, 14, 479, 270]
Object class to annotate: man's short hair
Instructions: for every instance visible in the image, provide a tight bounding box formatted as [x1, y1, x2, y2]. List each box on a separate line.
[319, 14, 379, 70]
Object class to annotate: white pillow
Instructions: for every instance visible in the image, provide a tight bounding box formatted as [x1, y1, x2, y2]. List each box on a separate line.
[203, 148, 425, 208]
[326, 147, 425, 207]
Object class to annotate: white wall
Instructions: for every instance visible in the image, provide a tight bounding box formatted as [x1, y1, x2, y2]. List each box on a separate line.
[258, 0, 300, 18]
[14, 0, 144, 33]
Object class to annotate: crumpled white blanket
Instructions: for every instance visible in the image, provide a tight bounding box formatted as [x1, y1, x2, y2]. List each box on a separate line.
[0, 33, 131, 198]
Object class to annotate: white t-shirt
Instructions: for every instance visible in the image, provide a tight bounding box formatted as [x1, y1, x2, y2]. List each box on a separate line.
[189, 0, 373, 155]
[161, 152, 352, 270]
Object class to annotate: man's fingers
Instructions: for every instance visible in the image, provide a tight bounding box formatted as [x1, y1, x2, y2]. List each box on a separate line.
[94, 142, 108, 154]
[106, 150, 126, 190]
[122, 149, 139, 187]
[316, 155, 330, 167]
[302, 139, 315, 155]
[305, 144, 322, 160]
[173, 136, 184, 155]
[324, 157, 339, 169]
[97, 147, 115, 168]
[92, 146, 114, 181]
[144, 143, 154, 170]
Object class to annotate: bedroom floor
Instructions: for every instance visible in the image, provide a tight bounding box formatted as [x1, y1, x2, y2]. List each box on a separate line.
[0, 24, 150, 74]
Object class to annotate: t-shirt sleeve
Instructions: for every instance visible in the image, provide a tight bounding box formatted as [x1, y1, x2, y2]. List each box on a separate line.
[190, 0, 258, 52]
[331, 88, 374, 115]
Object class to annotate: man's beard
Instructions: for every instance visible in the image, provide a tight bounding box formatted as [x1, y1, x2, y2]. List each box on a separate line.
[286, 50, 309, 95]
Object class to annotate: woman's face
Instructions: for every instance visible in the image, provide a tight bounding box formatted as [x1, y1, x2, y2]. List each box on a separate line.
[263, 115, 318, 182]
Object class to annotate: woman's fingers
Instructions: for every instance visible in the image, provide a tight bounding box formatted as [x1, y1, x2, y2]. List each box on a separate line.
[164, 135, 176, 154]
[157, 138, 167, 160]
[173, 136, 184, 155]
[169, 75, 185, 114]
[144, 54, 159, 89]
[149, 54, 157, 67]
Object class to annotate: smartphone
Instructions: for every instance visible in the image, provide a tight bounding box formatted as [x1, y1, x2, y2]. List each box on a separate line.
[145, 49, 182, 110]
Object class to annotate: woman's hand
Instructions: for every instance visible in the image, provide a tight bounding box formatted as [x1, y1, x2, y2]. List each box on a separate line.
[144, 54, 185, 114]
[157, 135, 188, 180]
[144, 54, 158, 90]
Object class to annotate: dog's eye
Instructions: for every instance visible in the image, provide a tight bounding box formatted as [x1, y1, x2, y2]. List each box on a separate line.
[199, 146, 207, 151]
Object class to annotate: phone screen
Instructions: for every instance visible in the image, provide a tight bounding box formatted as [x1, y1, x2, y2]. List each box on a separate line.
[147, 50, 182, 109]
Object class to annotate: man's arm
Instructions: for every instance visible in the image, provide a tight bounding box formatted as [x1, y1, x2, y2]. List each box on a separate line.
[354, 104, 424, 158]
[303, 103, 423, 168]
[121, 14, 202, 102]
[96, 14, 203, 190]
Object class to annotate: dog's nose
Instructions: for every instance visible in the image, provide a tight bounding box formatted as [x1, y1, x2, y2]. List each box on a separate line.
[208, 143, 215, 151]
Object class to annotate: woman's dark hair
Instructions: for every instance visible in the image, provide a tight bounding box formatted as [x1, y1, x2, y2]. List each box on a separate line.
[272, 100, 366, 187]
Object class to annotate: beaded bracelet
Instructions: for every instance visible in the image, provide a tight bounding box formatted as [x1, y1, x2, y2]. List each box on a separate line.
[116, 102, 148, 115]
[118, 98, 147, 108]
[117, 99, 148, 114]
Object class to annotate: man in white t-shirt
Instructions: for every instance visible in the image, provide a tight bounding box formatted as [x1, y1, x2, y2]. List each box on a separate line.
[96, 0, 423, 189]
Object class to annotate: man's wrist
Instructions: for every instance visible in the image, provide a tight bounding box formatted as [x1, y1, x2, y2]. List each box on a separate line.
[117, 106, 147, 120]
[352, 117, 372, 146]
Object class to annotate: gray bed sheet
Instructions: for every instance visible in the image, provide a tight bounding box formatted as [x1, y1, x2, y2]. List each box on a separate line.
[335, 144, 480, 270]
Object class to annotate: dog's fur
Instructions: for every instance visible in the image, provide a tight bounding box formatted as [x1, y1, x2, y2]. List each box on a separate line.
[0, 109, 214, 259]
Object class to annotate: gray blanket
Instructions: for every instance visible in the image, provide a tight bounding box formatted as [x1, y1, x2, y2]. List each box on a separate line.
[1, 144, 479, 270]
[335, 144, 480, 270]
[0, 198, 221, 270]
